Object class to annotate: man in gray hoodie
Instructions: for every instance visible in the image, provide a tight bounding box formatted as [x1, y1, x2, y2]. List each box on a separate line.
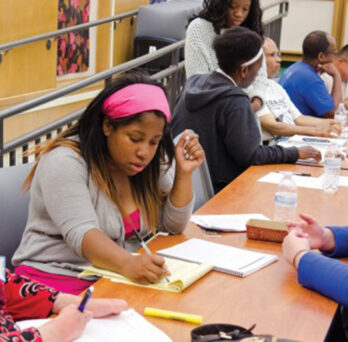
[171, 27, 320, 193]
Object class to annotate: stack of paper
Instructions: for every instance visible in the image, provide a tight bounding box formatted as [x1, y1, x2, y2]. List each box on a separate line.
[17, 309, 173, 342]
[157, 238, 278, 278]
[79, 257, 213, 293]
[277, 134, 347, 162]
[190, 214, 270, 232]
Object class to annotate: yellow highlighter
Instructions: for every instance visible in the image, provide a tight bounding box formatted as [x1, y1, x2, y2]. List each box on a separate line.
[144, 307, 202, 324]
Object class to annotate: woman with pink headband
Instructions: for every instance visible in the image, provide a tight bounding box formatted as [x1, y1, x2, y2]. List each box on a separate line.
[12, 72, 205, 294]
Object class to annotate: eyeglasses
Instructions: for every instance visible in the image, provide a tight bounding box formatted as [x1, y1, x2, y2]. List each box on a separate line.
[266, 51, 281, 58]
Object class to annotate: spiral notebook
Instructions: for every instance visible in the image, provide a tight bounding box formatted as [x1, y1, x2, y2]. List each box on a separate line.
[157, 238, 278, 278]
[78, 257, 213, 293]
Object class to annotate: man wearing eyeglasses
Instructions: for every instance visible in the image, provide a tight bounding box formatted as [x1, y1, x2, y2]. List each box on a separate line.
[256, 37, 341, 145]
[279, 31, 343, 119]
[321, 45, 348, 109]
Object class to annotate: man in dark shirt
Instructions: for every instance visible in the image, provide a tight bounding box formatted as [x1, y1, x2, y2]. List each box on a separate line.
[171, 27, 320, 193]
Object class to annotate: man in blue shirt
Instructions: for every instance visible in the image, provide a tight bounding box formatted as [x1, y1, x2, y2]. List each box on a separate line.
[279, 31, 342, 118]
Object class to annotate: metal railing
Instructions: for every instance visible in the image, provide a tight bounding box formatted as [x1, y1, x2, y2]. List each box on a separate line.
[263, 0, 289, 48]
[0, 0, 289, 167]
[0, 10, 138, 63]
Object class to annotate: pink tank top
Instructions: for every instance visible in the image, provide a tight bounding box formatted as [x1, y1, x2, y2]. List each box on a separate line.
[123, 209, 140, 238]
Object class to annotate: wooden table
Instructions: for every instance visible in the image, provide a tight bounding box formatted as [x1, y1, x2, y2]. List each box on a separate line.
[92, 164, 348, 342]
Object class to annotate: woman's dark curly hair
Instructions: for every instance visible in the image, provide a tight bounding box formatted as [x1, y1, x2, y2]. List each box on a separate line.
[193, 0, 263, 36]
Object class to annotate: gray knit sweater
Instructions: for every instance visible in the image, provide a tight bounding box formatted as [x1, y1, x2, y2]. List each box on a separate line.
[12, 146, 193, 277]
[185, 18, 268, 100]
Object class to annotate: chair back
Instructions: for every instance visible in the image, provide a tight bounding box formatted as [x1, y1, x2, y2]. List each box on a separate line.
[134, 0, 202, 72]
[0, 163, 33, 269]
[171, 131, 214, 211]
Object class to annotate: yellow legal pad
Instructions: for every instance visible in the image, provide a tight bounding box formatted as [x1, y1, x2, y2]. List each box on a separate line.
[78, 258, 213, 293]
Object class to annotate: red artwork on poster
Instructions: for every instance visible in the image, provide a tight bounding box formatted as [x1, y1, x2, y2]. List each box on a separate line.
[57, 0, 90, 76]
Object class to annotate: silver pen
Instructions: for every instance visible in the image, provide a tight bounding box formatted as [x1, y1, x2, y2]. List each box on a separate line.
[132, 229, 170, 283]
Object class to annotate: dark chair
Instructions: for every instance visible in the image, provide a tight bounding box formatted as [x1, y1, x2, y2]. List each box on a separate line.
[0, 163, 33, 269]
[169, 130, 214, 211]
[134, 0, 203, 72]
[134, 36, 183, 73]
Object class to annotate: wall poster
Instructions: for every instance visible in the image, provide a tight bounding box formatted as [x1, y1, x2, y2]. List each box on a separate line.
[57, 0, 94, 77]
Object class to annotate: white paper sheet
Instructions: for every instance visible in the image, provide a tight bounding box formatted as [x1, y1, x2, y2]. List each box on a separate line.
[258, 172, 348, 190]
[285, 135, 346, 147]
[258, 172, 323, 189]
[17, 309, 172, 342]
[190, 214, 270, 232]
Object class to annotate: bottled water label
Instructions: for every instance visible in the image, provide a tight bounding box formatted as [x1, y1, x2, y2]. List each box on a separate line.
[334, 103, 348, 138]
[274, 193, 297, 206]
[274, 191, 297, 221]
[324, 158, 341, 168]
[334, 113, 347, 124]
[322, 154, 341, 193]
[273, 172, 298, 222]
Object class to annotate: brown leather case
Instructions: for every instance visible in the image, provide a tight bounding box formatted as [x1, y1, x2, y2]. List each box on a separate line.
[246, 219, 288, 243]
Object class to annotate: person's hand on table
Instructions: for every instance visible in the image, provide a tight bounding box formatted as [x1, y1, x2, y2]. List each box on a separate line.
[282, 231, 310, 269]
[297, 146, 321, 162]
[287, 213, 335, 252]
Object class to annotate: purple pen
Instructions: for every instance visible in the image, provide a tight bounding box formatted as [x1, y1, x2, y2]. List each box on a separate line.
[78, 286, 94, 312]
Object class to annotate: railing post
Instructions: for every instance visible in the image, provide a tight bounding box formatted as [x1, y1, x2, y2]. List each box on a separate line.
[0, 118, 3, 167]
[277, 1, 287, 48]
[168, 49, 180, 109]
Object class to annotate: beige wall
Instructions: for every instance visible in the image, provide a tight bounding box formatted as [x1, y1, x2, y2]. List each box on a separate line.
[0, 0, 58, 98]
[2, 0, 149, 142]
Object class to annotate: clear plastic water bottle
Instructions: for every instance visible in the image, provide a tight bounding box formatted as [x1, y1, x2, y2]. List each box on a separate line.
[334, 103, 348, 138]
[322, 143, 341, 193]
[274, 172, 298, 222]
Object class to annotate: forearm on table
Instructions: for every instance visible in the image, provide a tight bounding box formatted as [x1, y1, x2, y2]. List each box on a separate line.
[261, 119, 314, 137]
[52, 293, 81, 314]
[295, 115, 327, 126]
[297, 252, 348, 307]
[81, 229, 131, 275]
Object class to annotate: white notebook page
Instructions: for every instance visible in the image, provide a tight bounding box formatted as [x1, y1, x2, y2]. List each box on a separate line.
[17, 309, 172, 342]
[157, 238, 278, 277]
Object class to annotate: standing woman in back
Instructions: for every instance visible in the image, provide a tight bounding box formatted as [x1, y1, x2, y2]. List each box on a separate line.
[185, 0, 266, 111]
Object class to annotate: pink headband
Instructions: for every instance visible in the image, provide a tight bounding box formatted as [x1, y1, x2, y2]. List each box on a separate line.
[103, 84, 171, 122]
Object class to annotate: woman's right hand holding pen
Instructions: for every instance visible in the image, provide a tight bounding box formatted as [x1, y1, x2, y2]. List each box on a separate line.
[122, 254, 170, 284]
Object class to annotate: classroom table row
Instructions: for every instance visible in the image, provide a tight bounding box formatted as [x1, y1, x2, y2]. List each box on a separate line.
[92, 163, 348, 342]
